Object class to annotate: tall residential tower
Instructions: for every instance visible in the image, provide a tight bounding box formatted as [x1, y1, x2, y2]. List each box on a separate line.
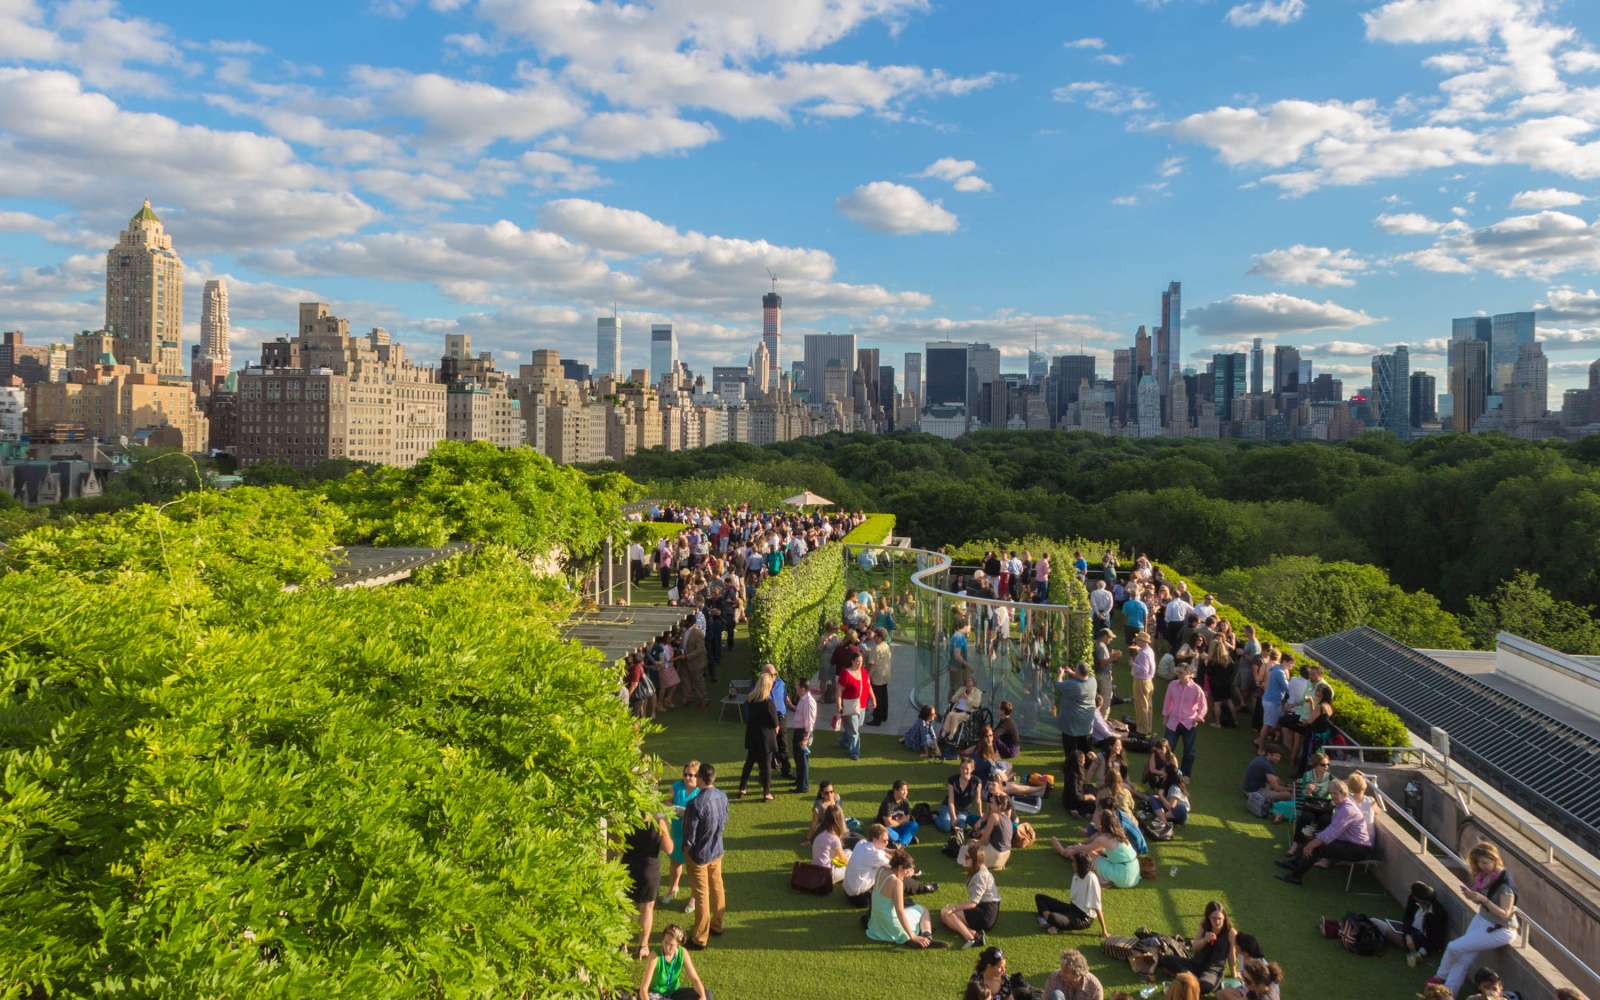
[199, 279, 230, 373]
[762, 290, 782, 385]
[596, 314, 621, 379]
[106, 200, 184, 376]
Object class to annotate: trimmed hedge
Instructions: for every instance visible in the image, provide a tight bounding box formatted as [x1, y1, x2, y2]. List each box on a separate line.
[1149, 561, 1411, 750]
[1048, 571, 1095, 675]
[844, 513, 897, 545]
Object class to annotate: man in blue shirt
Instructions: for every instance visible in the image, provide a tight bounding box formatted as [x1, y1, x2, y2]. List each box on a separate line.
[1122, 591, 1149, 649]
[681, 762, 729, 948]
[948, 623, 972, 682]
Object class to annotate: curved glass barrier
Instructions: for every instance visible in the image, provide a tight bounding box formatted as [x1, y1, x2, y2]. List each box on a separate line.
[842, 543, 1090, 744]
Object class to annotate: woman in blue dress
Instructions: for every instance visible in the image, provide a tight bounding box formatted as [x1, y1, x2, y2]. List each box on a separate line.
[663, 759, 700, 908]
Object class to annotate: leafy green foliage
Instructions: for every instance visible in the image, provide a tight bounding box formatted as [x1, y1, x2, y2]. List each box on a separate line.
[603, 429, 1600, 611]
[1464, 570, 1600, 654]
[749, 545, 845, 683]
[321, 441, 632, 564]
[1206, 556, 1470, 650]
[843, 513, 896, 545]
[650, 474, 800, 512]
[0, 488, 656, 999]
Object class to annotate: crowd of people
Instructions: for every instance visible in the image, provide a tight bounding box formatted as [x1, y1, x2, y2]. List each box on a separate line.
[613, 536, 1564, 1000]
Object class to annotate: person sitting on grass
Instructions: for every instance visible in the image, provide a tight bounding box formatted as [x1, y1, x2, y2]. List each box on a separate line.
[1034, 853, 1108, 936]
[1271, 751, 1332, 825]
[959, 792, 1014, 871]
[803, 782, 845, 847]
[1369, 881, 1447, 969]
[1042, 946, 1104, 1000]
[1244, 744, 1293, 804]
[1051, 811, 1140, 888]
[842, 824, 937, 907]
[1217, 957, 1282, 1000]
[941, 843, 1002, 950]
[937, 757, 984, 834]
[811, 804, 849, 883]
[994, 700, 1022, 759]
[641, 924, 709, 1000]
[1163, 973, 1201, 1000]
[1156, 901, 1238, 995]
[1061, 750, 1098, 819]
[903, 704, 941, 759]
[1101, 768, 1137, 819]
[1465, 967, 1508, 1000]
[877, 780, 921, 847]
[865, 850, 947, 949]
[1142, 739, 1180, 790]
[965, 945, 1033, 1000]
[1146, 769, 1190, 827]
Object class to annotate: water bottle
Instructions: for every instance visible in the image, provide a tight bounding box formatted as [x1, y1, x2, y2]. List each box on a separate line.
[1169, 866, 1178, 877]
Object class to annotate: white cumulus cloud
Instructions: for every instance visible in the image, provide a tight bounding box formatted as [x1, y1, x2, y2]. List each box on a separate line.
[1510, 187, 1588, 209]
[917, 157, 992, 192]
[1375, 212, 1468, 235]
[1185, 292, 1383, 336]
[1053, 81, 1154, 114]
[1247, 245, 1371, 286]
[834, 181, 959, 235]
[1226, 0, 1307, 29]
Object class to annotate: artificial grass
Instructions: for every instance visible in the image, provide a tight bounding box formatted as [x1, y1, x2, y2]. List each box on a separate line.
[634, 628, 1437, 1000]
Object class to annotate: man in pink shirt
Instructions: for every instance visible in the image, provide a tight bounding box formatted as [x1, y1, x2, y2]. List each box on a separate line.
[1032, 554, 1051, 602]
[1162, 661, 1208, 777]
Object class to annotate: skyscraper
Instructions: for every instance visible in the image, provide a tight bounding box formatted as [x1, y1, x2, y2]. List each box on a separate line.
[1491, 311, 1536, 393]
[1452, 316, 1492, 343]
[1250, 338, 1264, 396]
[1273, 345, 1302, 398]
[1371, 345, 1410, 438]
[904, 352, 922, 409]
[650, 324, 677, 384]
[1504, 341, 1548, 422]
[1450, 338, 1490, 433]
[106, 199, 184, 376]
[596, 315, 621, 378]
[1409, 371, 1437, 428]
[803, 333, 857, 402]
[1027, 348, 1048, 383]
[762, 290, 782, 384]
[1055, 355, 1097, 409]
[200, 279, 230, 372]
[924, 341, 969, 408]
[1211, 352, 1247, 417]
[966, 343, 1002, 429]
[1156, 281, 1181, 402]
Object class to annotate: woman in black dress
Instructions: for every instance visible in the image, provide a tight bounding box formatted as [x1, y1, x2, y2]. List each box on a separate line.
[622, 811, 673, 959]
[738, 671, 781, 801]
[1157, 900, 1237, 994]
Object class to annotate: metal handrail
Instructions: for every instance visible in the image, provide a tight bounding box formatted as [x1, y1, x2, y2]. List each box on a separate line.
[1374, 786, 1600, 994]
[1331, 742, 1600, 889]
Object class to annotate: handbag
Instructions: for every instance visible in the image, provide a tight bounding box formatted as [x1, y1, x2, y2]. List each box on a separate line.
[1139, 855, 1158, 881]
[789, 861, 834, 896]
[631, 672, 656, 702]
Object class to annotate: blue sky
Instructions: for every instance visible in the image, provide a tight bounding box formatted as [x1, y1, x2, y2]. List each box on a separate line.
[4, 0, 1600, 391]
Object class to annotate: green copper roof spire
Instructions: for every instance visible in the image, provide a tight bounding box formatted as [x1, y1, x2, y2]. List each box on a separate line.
[133, 199, 160, 223]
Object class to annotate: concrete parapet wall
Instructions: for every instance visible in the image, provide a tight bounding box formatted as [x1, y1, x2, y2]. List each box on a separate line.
[1349, 763, 1599, 997]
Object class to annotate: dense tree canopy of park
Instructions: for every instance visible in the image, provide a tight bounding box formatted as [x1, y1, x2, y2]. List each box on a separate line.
[0, 443, 657, 998]
[594, 429, 1600, 654]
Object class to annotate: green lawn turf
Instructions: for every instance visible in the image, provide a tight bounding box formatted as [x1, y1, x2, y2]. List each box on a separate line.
[631, 619, 1437, 1000]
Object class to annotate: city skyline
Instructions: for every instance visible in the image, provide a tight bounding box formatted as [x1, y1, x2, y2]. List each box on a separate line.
[3, 1, 1600, 392]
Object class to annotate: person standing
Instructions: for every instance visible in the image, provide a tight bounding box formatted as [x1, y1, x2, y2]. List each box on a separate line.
[1129, 631, 1156, 735]
[789, 676, 818, 793]
[817, 621, 841, 702]
[1092, 628, 1122, 708]
[680, 621, 709, 710]
[681, 763, 729, 950]
[628, 539, 648, 586]
[1033, 553, 1052, 603]
[1055, 660, 1098, 757]
[1089, 580, 1114, 637]
[1121, 589, 1149, 650]
[1162, 661, 1208, 777]
[866, 627, 894, 726]
[835, 649, 875, 761]
[738, 672, 781, 801]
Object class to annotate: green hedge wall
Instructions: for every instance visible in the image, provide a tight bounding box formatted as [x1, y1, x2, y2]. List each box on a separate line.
[1048, 571, 1095, 675]
[1149, 561, 1411, 750]
[844, 513, 897, 545]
